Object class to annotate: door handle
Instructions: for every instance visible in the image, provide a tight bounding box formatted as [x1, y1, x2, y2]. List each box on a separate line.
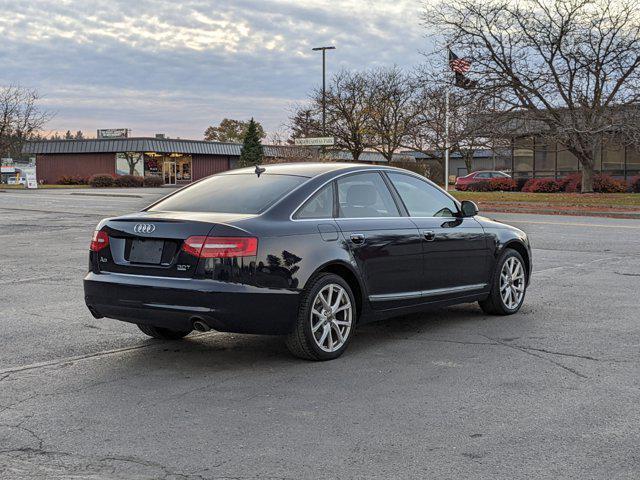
[350, 233, 366, 245]
[423, 230, 436, 241]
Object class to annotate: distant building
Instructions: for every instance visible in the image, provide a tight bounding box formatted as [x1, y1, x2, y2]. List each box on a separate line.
[21, 138, 402, 185]
[403, 149, 513, 178]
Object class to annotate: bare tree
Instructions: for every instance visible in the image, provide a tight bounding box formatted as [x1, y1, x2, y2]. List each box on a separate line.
[366, 67, 421, 163]
[406, 81, 509, 178]
[287, 106, 323, 143]
[0, 85, 51, 158]
[425, 0, 640, 192]
[296, 70, 374, 161]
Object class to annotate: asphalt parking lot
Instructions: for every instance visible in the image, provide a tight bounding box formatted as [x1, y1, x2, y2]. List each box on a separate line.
[1, 188, 639, 479]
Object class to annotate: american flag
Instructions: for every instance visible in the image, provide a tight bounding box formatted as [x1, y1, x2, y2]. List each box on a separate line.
[449, 49, 471, 74]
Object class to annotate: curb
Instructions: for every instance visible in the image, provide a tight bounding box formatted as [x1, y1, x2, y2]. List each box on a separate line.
[483, 208, 640, 220]
[69, 192, 144, 199]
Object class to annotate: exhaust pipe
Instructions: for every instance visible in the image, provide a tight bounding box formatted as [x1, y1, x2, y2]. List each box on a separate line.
[192, 319, 211, 332]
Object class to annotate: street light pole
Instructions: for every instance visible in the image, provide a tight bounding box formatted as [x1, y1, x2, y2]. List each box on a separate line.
[312, 46, 335, 135]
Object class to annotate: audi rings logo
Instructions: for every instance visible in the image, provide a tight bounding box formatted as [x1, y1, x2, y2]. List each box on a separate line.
[133, 223, 156, 234]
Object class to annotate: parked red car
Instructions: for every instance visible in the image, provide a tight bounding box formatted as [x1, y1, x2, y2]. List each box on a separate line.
[455, 171, 512, 191]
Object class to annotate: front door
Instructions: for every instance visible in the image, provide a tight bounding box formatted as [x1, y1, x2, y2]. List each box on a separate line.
[334, 171, 423, 309]
[385, 171, 491, 297]
[163, 161, 176, 185]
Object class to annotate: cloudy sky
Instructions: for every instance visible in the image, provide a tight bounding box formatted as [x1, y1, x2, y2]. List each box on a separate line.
[0, 0, 431, 139]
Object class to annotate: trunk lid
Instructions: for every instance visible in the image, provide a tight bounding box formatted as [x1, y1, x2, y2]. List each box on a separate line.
[95, 211, 255, 278]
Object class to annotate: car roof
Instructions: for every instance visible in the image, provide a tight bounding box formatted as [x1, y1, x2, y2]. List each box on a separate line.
[220, 162, 383, 178]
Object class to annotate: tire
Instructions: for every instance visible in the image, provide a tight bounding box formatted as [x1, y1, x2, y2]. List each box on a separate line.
[137, 324, 192, 340]
[285, 273, 356, 361]
[479, 248, 527, 315]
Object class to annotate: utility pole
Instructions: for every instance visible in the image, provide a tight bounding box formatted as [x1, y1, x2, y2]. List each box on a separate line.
[312, 46, 335, 135]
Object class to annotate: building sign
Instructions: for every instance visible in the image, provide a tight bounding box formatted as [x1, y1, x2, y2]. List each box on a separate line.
[97, 128, 129, 139]
[1, 158, 14, 173]
[294, 137, 335, 146]
[22, 165, 38, 189]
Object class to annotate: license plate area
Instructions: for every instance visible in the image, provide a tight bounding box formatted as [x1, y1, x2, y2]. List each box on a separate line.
[129, 239, 165, 264]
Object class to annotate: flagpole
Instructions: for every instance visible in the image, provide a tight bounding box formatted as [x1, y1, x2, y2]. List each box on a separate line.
[444, 87, 450, 191]
[444, 45, 451, 191]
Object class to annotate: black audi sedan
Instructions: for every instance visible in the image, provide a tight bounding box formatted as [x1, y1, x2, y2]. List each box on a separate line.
[84, 163, 531, 360]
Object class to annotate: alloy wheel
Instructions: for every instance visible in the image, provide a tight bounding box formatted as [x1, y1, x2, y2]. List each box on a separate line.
[500, 256, 525, 310]
[310, 283, 353, 353]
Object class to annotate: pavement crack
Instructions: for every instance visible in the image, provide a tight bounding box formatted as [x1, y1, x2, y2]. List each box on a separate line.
[482, 335, 588, 379]
[614, 271, 640, 277]
[0, 423, 44, 450]
[509, 344, 600, 361]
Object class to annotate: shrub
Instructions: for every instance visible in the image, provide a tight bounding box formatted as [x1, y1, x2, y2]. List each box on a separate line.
[467, 178, 517, 192]
[561, 173, 626, 193]
[488, 177, 517, 191]
[522, 178, 561, 193]
[114, 174, 144, 188]
[558, 173, 581, 192]
[466, 181, 492, 192]
[143, 175, 165, 187]
[630, 176, 640, 193]
[57, 175, 89, 185]
[593, 174, 626, 193]
[89, 174, 115, 188]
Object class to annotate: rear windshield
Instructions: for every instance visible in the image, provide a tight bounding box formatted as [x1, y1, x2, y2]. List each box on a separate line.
[148, 174, 307, 214]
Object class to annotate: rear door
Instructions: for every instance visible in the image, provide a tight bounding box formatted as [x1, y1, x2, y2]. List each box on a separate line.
[334, 171, 423, 309]
[385, 171, 491, 297]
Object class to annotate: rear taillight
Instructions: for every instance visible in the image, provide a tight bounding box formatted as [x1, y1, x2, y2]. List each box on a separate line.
[90, 230, 110, 251]
[182, 236, 258, 258]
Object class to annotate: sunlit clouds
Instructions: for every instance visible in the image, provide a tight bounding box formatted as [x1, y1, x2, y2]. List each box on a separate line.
[0, 0, 427, 137]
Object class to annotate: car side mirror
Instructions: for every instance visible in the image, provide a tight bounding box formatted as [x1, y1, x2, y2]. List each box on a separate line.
[460, 200, 478, 217]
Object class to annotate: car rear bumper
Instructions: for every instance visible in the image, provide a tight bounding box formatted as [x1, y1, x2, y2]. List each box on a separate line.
[83, 272, 300, 335]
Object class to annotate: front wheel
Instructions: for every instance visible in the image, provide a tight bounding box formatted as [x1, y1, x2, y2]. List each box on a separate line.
[479, 248, 527, 315]
[137, 324, 192, 340]
[285, 273, 356, 361]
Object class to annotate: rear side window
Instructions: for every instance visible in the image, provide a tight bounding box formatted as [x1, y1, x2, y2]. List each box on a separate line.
[337, 172, 400, 218]
[148, 174, 307, 214]
[295, 184, 334, 219]
[387, 172, 458, 218]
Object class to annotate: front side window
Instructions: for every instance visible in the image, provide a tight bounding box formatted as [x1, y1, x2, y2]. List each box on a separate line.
[337, 172, 399, 218]
[475, 172, 491, 179]
[387, 172, 458, 218]
[148, 173, 307, 214]
[295, 184, 334, 219]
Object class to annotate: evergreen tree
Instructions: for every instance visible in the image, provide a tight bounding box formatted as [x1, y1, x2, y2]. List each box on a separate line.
[239, 118, 264, 167]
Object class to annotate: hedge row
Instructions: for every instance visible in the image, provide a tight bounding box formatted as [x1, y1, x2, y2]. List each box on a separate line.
[87, 174, 165, 188]
[465, 173, 636, 193]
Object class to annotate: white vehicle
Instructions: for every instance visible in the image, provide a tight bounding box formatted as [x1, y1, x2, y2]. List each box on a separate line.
[7, 176, 26, 185]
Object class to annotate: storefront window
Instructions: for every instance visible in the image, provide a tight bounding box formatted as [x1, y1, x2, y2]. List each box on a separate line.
[626, 145, 640, 176]
[513, 137, 533, 173]
[557, 144, 578, 171]
[533, 137, 555, 175]
[602, 137, 624, 172]
[143, 153, 192, 184]
[116, 153, 143, 176]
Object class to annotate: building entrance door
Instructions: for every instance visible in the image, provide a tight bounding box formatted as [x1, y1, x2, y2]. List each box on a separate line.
[163, 161, 176, 185]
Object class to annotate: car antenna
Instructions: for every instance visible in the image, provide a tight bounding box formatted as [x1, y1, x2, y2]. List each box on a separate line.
[254, 164, 266, 177]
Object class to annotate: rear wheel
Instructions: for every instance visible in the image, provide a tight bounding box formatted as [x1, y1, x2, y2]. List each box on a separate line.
[479, 248, 527, 315]
[137, 324, 191, 340]
[286, 273, 356, 361]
